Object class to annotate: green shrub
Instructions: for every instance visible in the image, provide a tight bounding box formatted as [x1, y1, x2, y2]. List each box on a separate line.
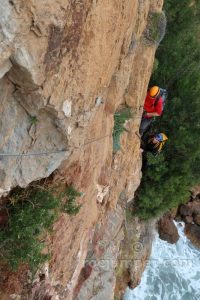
[0, 185, 82, 272]
[143, 11, 167, 46]
[29, 115, 38, 125]
[113, 107, 133, 152]
[134, 153, 168, 219]
[0, 187, 59, 272]
[61, 186, 82, 215]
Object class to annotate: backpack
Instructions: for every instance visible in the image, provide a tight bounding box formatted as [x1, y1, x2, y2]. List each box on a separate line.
[154, 88, 168, 112]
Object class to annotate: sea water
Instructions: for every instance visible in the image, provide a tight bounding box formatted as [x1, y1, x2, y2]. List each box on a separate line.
[123, 222, 200, 300]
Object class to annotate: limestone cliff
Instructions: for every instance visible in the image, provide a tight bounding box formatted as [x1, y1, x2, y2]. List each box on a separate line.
[177, 186, 200, 250]
[0, 0, 163, 299]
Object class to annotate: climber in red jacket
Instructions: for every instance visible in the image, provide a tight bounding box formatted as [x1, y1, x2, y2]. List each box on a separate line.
[139, 86, 163, 135]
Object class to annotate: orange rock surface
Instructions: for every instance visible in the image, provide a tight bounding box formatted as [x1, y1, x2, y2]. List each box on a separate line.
[0, 0, 163, 299]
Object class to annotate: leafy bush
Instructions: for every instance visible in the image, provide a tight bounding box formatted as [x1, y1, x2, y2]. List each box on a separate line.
[113, 107, 133, 152]
[0, 187, 59, 272]
[143, 11, 167, 46]
[0, 185, 82, 272]
[61, 185, 82, 215]
[29, 115, 38, 125]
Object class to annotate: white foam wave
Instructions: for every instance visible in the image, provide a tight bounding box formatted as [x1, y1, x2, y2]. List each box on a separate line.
[123, 222, 200, 300]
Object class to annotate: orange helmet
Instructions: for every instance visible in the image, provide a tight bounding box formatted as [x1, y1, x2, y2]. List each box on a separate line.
[149, 86, 160, 98]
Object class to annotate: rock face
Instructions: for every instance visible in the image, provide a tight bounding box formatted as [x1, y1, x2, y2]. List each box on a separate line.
[114, 209, 156, 299]
[185, 224, 200, 249]
[0, 0, 162, 195]
[179, 201, 200, 217]
[190, 185, 200, 200]
[0, 0, 163, 299]
[74, 204, 124, 300]
[158, 214, 179, 244]
[178, 188, 200, 250]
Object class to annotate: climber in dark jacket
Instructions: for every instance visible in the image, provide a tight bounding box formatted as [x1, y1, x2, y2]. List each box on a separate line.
[141, 133, 168, 156]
